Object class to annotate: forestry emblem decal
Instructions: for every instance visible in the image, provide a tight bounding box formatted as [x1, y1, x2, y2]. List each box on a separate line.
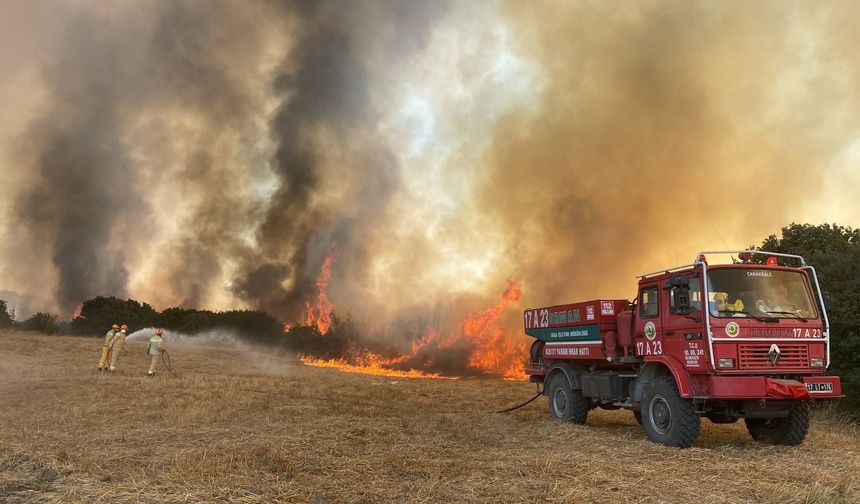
[644, 321, 656, 340]
[725, 322, 740, 338]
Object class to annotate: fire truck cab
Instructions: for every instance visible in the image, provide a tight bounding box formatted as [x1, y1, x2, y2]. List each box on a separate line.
[525, 250, 842, 448]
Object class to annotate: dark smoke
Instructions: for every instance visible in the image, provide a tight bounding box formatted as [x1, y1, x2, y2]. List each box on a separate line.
[234, 0, 449, 320]
[3, 0, 450, 318]
[11, 12, 142, 313]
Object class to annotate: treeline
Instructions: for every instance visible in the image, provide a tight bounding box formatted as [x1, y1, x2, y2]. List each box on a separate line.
[0, 300, 60, 334]
[0, 296, 286, 344]
[1, 294, 378, 359]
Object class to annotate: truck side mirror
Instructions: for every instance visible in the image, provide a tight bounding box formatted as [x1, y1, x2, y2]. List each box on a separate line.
[664, 275, 690, 289]
[673, 286, 692, 315]
[665, 275, 693, 315]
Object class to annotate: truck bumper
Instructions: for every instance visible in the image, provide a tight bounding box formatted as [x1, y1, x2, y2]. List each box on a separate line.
[692, 375, 842, 399]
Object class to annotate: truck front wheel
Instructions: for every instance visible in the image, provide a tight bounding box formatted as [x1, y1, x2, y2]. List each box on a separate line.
[744, 402, 810, 446]
[641, 375, 701, 448]
[546, 373, 589, 424]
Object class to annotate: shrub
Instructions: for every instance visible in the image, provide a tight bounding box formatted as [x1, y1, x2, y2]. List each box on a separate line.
[20, 312, 59, 335]
[0, 299, 14, 328]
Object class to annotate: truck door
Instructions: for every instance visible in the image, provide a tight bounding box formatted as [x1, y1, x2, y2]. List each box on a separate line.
[662, 275, 707, 371]
[635, 283, 663, 357]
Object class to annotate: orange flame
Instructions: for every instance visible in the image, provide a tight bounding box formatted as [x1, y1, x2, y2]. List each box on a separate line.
[377, 329, 440, 367]
[303, 300, 316, 327]
[300, 353, 457, 380]
[299, 281, 527, 380]
[461, 281, 527, 379]
[72, 303, 83, 319]
[315, 251, 335, 333]
[303, 249, 337, 333]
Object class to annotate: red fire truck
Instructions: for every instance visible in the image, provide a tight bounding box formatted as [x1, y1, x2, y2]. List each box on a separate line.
[524, 250, 842, 447]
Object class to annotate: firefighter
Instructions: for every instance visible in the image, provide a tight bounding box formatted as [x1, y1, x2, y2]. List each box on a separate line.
[108, 324, 128, 373]
[146, 328, 166, 376]
[98, 324, 119, 372]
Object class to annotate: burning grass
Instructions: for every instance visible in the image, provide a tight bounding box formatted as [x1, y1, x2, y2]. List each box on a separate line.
[1, 330, 858, 503]
[299, 354, 456, 380]
[288, 280, 530, 381]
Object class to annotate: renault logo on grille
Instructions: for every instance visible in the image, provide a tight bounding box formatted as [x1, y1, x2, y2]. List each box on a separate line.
[768, 344, 782, 365]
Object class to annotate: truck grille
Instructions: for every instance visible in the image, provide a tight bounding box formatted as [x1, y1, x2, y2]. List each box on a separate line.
[738, 344, 808, 370]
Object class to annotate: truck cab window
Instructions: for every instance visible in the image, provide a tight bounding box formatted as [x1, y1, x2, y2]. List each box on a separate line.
[706, 268, 818, 319]
[640, 286, 659, 318]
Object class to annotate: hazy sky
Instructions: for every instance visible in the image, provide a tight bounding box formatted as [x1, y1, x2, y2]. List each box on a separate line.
[0, 0, 858, 328]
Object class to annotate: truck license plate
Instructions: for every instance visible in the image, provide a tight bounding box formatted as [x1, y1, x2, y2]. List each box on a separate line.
[805, 382, 833, 392]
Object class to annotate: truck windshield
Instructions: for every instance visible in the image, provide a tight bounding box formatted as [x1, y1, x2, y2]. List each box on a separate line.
[706, 268, 817, 319]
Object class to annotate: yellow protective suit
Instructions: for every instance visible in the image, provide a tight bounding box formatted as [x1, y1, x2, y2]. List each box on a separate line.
[108, 330, 127, 372]
[98, 330, 116, 371]
[147, 335, 164, 375]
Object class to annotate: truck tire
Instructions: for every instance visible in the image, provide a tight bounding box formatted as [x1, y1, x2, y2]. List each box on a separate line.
[546, 373, 589, 424]
[641, 375, 700, 448]
[744, 402, 810, 446]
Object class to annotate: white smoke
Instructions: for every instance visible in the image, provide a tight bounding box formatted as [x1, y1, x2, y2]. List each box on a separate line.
[125, 326, 296, 376]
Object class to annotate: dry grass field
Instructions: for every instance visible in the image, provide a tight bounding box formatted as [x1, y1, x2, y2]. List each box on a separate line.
[0, 330, 858, 503]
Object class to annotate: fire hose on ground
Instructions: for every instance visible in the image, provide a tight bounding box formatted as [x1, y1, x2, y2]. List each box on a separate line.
[151, 350, 537, 412]
[495, 386, 543, 413]
[150, 344, 541, 411]
[235, 383, 545, 415]
[160, 349, 178, 378]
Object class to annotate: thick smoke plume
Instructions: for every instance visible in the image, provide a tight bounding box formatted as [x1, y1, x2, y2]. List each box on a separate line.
[479, 1, 860, 305]
[1, 1, 859, 367]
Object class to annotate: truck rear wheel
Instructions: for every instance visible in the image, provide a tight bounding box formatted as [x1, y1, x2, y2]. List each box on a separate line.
[546, 373, 589, 424]
[744, 402, 810, 446]
[641, 375, 700, 448]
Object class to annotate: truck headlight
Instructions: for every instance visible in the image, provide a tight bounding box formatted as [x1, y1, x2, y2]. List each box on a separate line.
[718, 358, 735, 369]
[809, 357, 824, 367]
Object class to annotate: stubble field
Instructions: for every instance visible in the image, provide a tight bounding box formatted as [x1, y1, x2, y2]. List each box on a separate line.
[0, 330, 857, 503]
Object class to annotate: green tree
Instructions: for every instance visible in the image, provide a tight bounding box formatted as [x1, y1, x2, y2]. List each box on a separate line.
[0, 300, 14, 328]
[757, 223, 860, 411]
[20, 312, 59, 334]
[69, 296, 158, 335]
